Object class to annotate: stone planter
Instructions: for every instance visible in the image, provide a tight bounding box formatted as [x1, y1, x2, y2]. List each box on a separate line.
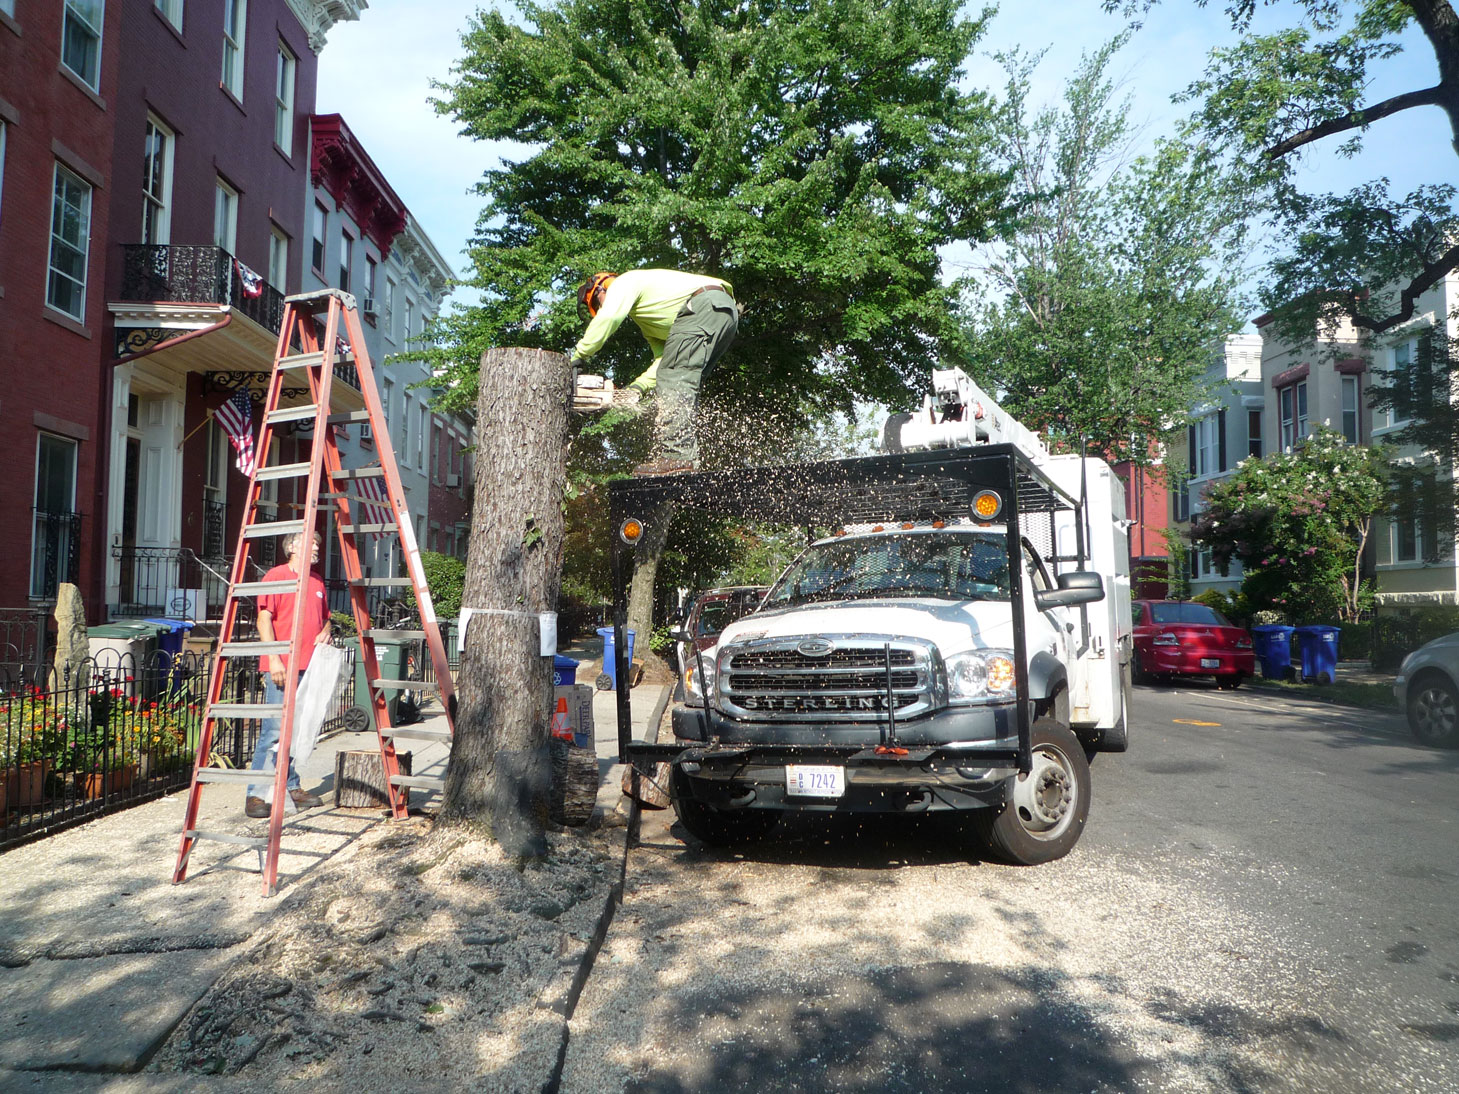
[82, 764, 138, 800]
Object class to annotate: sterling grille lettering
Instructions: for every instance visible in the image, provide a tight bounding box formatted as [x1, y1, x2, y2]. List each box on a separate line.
[721, 639, 937, 722]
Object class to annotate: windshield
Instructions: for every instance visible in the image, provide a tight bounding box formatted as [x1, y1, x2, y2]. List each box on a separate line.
[1149, 602, 1232, 626]
[762, 531, 1011, 609]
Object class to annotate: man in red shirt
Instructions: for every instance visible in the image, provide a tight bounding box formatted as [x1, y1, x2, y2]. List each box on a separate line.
[246, 530, 332, 818]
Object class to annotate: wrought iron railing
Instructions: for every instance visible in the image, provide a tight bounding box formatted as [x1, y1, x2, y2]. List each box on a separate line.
[30, 510, 82, 601]
[202, 499, 228, 559]
[0, 608, 51, 686]
[119, 244, 285, 334]
[111, 546, 228, 621]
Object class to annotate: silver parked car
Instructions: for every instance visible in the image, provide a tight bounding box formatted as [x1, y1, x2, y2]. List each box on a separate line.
[1395, 633, 1459, 748]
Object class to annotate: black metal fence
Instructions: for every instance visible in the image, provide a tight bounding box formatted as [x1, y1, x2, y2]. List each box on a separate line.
[30, 509, 82, 601]
[0, 638, 365, 853]
[119, 244, 286, 336]
[112, 546, 233, 621]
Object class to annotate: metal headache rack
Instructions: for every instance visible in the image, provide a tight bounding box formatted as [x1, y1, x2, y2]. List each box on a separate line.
[606, 444, 1089, 774]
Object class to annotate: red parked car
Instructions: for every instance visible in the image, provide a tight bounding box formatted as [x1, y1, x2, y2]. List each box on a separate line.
[1132, 600, 1255, 689]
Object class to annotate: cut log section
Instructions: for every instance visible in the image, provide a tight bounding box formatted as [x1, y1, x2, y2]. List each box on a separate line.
[549, 739, 599, 826]
[621, 761, 671, 810]
[335, 749, 412, 810]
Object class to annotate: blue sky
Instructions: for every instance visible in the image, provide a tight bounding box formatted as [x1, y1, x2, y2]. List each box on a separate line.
[316, 1, 1454, 313]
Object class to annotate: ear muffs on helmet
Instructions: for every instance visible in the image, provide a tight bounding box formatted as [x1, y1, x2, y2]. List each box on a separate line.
[577, 272, 617, 321]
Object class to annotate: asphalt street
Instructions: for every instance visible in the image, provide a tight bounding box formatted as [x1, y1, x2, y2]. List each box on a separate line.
[561, 683, 1459, 1093]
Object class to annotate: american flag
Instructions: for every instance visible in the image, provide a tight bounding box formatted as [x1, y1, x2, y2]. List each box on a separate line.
[234, 259, 264, 299]
[355, 473, 392, 535]
[214, 388, 257, 477]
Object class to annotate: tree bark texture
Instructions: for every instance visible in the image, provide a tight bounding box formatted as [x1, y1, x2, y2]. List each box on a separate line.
[335, 749, 411, 809]
[443, 348, 571, 857]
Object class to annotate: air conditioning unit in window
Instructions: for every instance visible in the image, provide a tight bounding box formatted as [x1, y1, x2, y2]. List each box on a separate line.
[446, 473, 461, 488]
[362, 297, 377, 317]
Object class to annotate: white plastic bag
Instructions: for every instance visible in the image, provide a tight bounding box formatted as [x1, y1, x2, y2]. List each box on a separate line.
[291, 643, 348, 767]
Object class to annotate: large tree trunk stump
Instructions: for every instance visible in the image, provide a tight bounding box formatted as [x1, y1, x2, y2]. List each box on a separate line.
[443, 347, 572, 858]
[335, 749, 412, 810]
[549, 740, 599, 826]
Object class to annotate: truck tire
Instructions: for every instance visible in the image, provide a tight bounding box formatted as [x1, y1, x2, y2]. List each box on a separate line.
[977, 718, 1091, 865]
[669, 766, 778, 845]
[1096, 657, 1133, 753]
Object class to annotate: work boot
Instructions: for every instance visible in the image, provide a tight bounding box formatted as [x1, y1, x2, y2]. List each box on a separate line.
[632, 458, 696, 477]
[244, 796, 269, 819]
[290, 788, 324, 809]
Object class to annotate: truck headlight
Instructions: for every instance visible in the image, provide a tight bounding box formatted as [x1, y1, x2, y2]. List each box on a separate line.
[945, 649, 1017, 702]
[686, 658, 715, 705]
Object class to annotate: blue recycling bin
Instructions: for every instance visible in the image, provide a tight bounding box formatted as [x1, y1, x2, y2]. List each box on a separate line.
[1294, 624, 1341, 684]
[553, 655, 579, 686]
[596, 626, 637, 689]
[1250, 624, 1295, 680]
[143, 618, 196, 688]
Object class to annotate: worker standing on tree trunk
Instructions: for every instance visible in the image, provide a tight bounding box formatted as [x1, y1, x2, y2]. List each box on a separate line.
[568, 269, 738, 476]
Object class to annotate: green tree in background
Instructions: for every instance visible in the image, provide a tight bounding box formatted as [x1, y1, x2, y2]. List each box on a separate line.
[964, 39, 1248, 463]
[1189, 427, 1388, 622]
[429, 0, 1009, 422]
[1108, 0, 1459, 337]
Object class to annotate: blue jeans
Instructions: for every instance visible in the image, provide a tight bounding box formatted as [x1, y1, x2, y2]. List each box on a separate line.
[248, 673, 303, 797]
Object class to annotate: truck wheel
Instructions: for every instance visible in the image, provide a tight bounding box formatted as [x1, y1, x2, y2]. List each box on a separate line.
[669, 767, 778, 845]
[1098, 658, 1133, 753]
[1132, 652, 1153, 686]
[978, 719, 1091, 865]
[1407, 672, 1459, 749]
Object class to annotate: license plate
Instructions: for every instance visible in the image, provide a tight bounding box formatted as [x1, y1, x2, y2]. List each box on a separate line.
[1200, 658, 1221, 669]
[785, 765, 845, 798]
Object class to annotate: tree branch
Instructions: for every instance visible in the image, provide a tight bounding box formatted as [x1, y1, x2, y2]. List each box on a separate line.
[1348, 242, 1459, 333]
[1266, 86, 1445, 159]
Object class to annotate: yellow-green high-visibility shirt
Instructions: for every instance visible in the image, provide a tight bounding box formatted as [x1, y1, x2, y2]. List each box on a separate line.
[572, 269, 733, 391]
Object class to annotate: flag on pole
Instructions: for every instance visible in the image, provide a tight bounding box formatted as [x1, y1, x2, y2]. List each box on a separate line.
[214, 388, 257, 476]
[355, 473, 392, 534]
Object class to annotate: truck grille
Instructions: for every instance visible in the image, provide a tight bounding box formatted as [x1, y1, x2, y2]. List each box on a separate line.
[719, 637, 940, 721]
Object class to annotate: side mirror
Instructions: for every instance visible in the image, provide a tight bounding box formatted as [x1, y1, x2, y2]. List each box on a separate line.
[1034, 571, 1105, 611]
[668, 628, 691, 643]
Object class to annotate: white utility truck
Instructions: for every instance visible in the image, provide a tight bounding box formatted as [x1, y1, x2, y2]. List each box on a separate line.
[608, 369, 1133, 864]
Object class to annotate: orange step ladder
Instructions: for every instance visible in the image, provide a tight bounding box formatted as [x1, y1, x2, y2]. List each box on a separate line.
[173, 288, 456, 895]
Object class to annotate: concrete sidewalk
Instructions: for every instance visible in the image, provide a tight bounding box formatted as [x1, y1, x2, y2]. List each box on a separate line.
[0, 649, 669, 1084]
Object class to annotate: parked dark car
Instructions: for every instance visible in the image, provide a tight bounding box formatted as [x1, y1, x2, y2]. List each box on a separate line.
[674, 586, 767, 702]
[1395, 632, 1459, 748]
[1132, 599, 1255, 689]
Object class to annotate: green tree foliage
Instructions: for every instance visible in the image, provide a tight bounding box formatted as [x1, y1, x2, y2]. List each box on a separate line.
[409, 551, 467, 619]
[429, 0, 1010, 422]
[1189, 427, 1388, 621]
[1110, 0, 1459, 336]
[964, 40, 1247, 462]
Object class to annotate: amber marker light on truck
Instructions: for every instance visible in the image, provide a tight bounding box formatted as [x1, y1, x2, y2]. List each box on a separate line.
[619, 518, 643, 544]
[972, 490, 1003, 520]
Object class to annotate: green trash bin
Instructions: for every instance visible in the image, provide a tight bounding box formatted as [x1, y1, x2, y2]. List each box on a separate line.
[351, 634, 417, 729]
[88, 621, 168, 698]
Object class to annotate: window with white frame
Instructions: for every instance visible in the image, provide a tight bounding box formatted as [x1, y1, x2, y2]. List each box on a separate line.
[1191, 415, 1219, 478]
[403, 298, 414, 341]
[274, 40, 295, 154]
[141, 116, 174, 244]
[1247, 409, 1262, 460]
[47, 164, 91, 320]
[383, 278, 396, 332]
[31, 433, 79, 599]
[268, 225, 288, 290]
[417, 404, 428, 468]
[154, 0, 182, 31]
[221, 0, 247, 100]
[311, 201, 327, 272]
[1341, 375, 1360, 444]
[1278, 381, 1307, 450]
[213, 178, 238, 254]
[62, 1, 105, 91]
[365, 257, 377, 312]
[339, 229, 353, 292]
[400, 392, 411, 457]
[379, 378, 394, 447]
[1390, 470, 1438, 564]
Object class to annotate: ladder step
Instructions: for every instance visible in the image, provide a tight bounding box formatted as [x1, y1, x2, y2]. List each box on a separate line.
[279, 351, 325, 370]
[255, 462, 313, 482]
[194, 767, 273, 785]
[208, 702, 285, 718]
[386, 726, 453, 742]
[391, 774, 445, 791]
[285, 287, 358, 310]
[340, 523, 399, 535]
[243, 520, 305, 539]
[364, 629, 425, 640]
[371, 679, 440, 692]
[184, 829, 268, 850]
[266, 405, 320, 424]
[331, 467, 385, 481]
[352, 577, 414, 587]
[220, 641, 290, 657]
[327, 411, 371, 425]
[234, 579, 299, 596]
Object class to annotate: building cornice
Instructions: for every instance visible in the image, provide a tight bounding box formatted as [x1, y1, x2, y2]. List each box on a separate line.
[310, 113, 408, 257]
[285, 0, 368, 54]
[394, 214, 455, 300]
